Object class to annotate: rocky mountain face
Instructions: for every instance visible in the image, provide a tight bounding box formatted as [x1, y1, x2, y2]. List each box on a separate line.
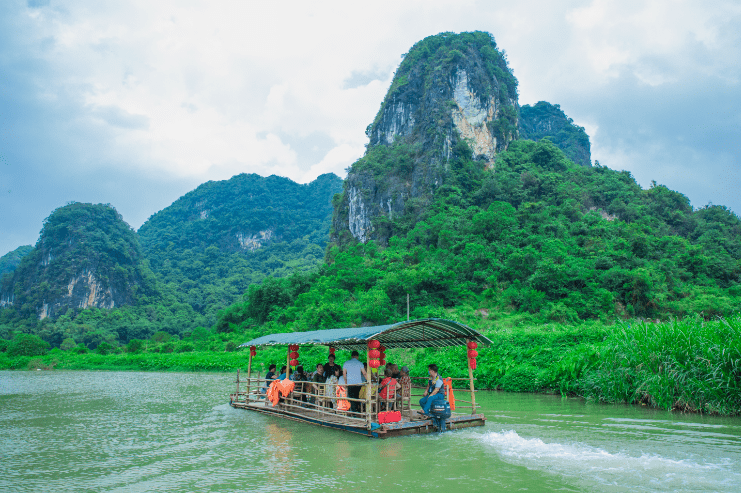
[331, 32, 520, 248]
[0, 203, 156, 319]
[519, 101, 592, 167]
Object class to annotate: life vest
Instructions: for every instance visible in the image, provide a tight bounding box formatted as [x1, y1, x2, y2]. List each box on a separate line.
[379, 377, 397, 400]
[336, 384, 350, 411]
[443, 377, 456, 411]
[427, 376, 443, 395]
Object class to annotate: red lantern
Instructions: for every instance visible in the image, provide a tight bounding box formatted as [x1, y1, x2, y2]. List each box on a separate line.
[379, 359, 386, 366]
[250, 346, 257, 351]
[289, 344, 299, 351]
[467, 341, 478, 350]
[329, 347, 336, 354]
[250, 350, 257, 357]
[289, 351, 299, 359]
[378, 345, 386, 353]
[368, 359, 381, 369]
[368, 349, 380, 359]
[367, 340, 380, 349]
[469, 358, 477, 370]
[289, 359, 299, 367]
[467, 349, 478, 359]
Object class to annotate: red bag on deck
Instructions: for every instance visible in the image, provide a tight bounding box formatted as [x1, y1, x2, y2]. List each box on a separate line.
[378, 411, 401, 423]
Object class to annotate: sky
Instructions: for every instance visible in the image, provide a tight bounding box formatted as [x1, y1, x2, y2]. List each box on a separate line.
[1, 0, 740, 256]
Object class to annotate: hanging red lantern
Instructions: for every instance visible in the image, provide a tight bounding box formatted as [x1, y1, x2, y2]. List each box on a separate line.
[368, 359, 381, 369]
[289, 359, 299, 367]
[289, 351, 299, 359]
[289, 344, 299, 351]
[469, 358, 477, 370]
[379, 359, 386, 366]
[250, 350, 257, 356]
[467, 349, 478, 359]
[378, 345, 386, 353]
[250, 346, 257, 351]
[467, 341, 478, 350]
[368, 349, 380, 359]
[367, 340, 380, 349]
[329, 346, 336, 354]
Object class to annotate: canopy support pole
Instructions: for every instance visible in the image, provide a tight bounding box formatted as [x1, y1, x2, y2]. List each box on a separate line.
[247, 352, 253, 399]
[366, 346, 372, 431]
[467, 339, 477, 415]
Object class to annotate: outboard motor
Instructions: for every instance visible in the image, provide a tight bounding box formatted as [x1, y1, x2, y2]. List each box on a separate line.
[429, 400, 452, 432]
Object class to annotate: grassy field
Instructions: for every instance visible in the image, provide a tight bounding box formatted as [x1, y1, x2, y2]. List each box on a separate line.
[2, 315, 739, 416]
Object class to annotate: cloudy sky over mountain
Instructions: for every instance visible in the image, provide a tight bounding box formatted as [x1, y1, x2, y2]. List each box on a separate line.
[1, 0, 740, 255]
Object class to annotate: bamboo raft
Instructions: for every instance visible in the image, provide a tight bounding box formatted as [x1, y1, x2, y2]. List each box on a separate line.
[229, 318, 490, 438]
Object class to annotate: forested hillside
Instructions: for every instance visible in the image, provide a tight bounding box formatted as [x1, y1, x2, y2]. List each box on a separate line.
[138, 172, 342, 320]
[218, 138, 741, 337]
[0, 245, 32, 276]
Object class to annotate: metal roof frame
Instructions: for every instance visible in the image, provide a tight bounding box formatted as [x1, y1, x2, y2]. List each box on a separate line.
[239, 318, 491, 351]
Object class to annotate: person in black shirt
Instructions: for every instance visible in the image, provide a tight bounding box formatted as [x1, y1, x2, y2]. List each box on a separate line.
[261, 364, 277, 394]
[323, 354, 340, 379]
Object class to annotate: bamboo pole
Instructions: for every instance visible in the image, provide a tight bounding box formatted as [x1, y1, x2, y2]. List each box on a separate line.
[366, 346, 372, 430]
[236, 368, 240, 399]
[467, 338, 477, 415]
[286, 347, 291, 380]
[247, 351, 253, 398]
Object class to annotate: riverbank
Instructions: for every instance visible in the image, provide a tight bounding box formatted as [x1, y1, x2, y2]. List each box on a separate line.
[2, 316, 739, 415]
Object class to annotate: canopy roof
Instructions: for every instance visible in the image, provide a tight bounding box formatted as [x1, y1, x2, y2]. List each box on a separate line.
[239, 318, 492, 351]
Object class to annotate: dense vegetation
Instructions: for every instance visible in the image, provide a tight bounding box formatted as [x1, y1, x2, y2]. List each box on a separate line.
[0, 245, 32, 276]
[223, 139, 741, 336]
[138, 173, 342, 321]
[1, 203, 160, 320]
[519, 101, 592, 167]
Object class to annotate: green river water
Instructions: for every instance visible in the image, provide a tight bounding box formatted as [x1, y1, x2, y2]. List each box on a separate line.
[1, 371, 740, 492]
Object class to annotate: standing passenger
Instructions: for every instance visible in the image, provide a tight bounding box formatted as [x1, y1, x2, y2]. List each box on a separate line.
[324, 365, 340, 410]
[343, 351, 367, 414]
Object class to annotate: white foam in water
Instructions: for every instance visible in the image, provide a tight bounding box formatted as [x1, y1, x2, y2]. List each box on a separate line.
[479, 430, 740, 492]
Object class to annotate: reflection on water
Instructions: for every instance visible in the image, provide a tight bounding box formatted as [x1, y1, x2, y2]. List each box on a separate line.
[1, 371, 740, 492]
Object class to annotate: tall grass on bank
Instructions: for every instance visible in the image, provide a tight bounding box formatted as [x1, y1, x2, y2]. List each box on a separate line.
[577, 316, 741, 415]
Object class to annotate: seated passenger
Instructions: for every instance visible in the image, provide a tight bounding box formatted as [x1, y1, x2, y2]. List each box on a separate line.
[379, 367, 401, 411]
[291, 365, 307, 404]
[311, 363, 326, 407]
[261, 364, 277, 394]
[278, 365, 288, 380]
[418, 364, 444, 417]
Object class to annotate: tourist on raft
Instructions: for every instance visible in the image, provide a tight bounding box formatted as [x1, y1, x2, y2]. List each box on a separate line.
[324, 365, 341, 409]
[310, 363, 326, 407]
[261, 364, 277, 394]
[322, 353, 340, 379]
[418, 364, 444, 417]
[343, 350, 368, 414]
[379, 366, 401, 411]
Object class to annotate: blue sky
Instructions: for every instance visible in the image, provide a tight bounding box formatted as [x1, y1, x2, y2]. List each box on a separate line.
[1, 0, 740, 256]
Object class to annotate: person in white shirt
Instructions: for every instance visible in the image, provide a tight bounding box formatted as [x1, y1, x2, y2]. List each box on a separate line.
[342, 350, 368, 414]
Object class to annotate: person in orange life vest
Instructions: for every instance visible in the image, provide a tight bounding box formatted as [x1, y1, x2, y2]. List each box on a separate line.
[418, 363, 444, 417]
[379, 366, 401, 411]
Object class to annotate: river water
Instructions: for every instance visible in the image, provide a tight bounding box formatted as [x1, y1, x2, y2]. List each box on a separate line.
[1, 371, 740, 492]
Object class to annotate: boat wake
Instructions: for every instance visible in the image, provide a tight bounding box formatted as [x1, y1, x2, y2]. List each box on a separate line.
[478, 430, 740, 492]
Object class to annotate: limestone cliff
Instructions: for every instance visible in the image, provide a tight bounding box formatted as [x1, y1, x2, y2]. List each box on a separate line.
[0, 203, 157, 319]
[331, 31, 520, 248]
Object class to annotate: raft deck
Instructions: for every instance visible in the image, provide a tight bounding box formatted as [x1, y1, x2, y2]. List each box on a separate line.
[230, 397, 486, 438]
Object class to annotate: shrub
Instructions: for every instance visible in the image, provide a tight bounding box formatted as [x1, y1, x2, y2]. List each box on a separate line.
[177, 342, 194, 353]
[126, 339, 145, 353]
[73, 344, 89, 354]
[225, 341, 237, 352]
[7, 334, 50, 357]
[0, 339, 8, 353]
[60, 338, 77, 351]
[95, 341, 116, 355]
[161, 342, 174, 353]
